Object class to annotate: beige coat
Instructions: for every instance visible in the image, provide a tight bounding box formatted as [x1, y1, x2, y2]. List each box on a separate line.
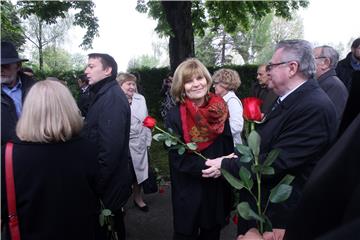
[129, 93, 152, 184]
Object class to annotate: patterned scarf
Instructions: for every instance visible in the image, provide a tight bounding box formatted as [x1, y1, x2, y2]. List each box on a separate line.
[180, 93, 229, 152]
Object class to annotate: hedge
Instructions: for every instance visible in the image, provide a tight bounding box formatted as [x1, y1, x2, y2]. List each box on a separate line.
[32, 65, 259, 120]
[132, 65, 258, 119]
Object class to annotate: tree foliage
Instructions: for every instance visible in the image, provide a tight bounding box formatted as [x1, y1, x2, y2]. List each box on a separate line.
[136, 0, 308, 70]
[16, 0, 99, 49]
[1, 1, 26, 50]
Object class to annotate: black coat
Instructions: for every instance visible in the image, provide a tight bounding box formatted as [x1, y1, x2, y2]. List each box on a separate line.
[318, 68, 348, 121]
[336, 52, 355, 91]
[1, 137, 99, 240]
[166, 105, 234, 235]
[285, 113, 360, 240]
[82, 77, 132, 212]
[222, 79, 338, 232]
[1, 72, 34, 145]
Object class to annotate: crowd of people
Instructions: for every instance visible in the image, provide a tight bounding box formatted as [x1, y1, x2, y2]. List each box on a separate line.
[1, 37, 359, 240]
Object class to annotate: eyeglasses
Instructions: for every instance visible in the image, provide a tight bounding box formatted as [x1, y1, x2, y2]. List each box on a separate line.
[315, 56, 327, 60]
[266, 61, 294, 72]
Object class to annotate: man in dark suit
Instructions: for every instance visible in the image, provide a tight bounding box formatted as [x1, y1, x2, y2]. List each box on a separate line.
[82, 53, 132, 239]
[251, 64, 277, 114]
[203, 40, 338, 234]
[314, 45, 348, 122]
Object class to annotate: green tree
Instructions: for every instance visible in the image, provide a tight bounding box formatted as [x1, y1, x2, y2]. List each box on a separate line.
[1, 0, 26, 49]
[128, 54, 160, 70]
[16, 1, 99, 49]
[137, 0, 309, 72]
[22, 14, 72, 71]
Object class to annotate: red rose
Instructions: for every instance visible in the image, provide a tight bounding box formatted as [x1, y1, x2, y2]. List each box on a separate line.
[232, 214, 238, 225]
[242, 97, 263, 121]
[143, 116, 157, 129]
[159, 187, 165, 194]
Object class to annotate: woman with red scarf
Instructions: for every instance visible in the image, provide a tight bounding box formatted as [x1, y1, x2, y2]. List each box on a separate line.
[166, 58, 234, 240]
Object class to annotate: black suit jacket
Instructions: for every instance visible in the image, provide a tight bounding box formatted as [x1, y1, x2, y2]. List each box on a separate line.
[285, 113, 360, 240]
[318, 68, 348, 122]
[222, 79, 338, 232]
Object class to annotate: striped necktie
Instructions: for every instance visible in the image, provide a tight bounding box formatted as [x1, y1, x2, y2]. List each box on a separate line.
[271, 98, 282, 112]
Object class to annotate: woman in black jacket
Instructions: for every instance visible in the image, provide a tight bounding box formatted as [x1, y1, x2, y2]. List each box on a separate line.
[1, 80, 100, 240]
[166, 58, 234, 240]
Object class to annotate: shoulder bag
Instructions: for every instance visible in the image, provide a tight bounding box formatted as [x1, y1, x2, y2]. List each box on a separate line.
[5, 142, 21, 240]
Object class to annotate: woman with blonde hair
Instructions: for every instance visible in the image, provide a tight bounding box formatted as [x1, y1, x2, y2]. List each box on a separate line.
[167, 58, 234, 240]
[1, 80, 100, 240]
[212, 68, 244, 145]
[117, 73, 152, 212]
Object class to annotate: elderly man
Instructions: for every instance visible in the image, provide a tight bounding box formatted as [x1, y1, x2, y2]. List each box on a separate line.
[336, 38, 360, 91]
[203, 40, 338, 235]
[251, 64, 278, 114]
[1, 41, 35, 145]
[82, 53, 132, 239]
[314, 45, 348, 121]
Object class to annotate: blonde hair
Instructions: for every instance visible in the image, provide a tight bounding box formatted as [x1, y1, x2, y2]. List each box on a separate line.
[212, 68, 241, 91]
[116, 73, 137, 86]
[16, 80, 83, 143]
[171, 58, 212, 103]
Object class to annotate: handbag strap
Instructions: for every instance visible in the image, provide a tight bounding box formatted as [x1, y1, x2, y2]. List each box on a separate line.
[5, 142, 21, 240]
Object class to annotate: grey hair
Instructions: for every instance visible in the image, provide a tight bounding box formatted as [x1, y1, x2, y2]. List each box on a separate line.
[316, 45, 339, 68]
[275, 39, 316, 80]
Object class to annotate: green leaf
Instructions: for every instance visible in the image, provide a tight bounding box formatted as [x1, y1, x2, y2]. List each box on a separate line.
[99, 212, 105, 226]
[165, 139, 172, 147]
[261, 166, 275, 175]
[153, 133, 166, 141]
[251, 164, 261, 174]
[239, 167, 253, 190]
[270, 184, 293, 203]
[171, 139, 178, 145]
[235, 144, 252, 156]
[186, 142, 198, 150]
[167, 128, 174, 134]
[264, 149, 281, 166]
[237, 202, 264, 223]
[278, 174, 295, 185]
[240, 154, 252, 163]
[248, 130, 261, 156]
[221, 168, 244, 190]
[177, 146, 186, 155]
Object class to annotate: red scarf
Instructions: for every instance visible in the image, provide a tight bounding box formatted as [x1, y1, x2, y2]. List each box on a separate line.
[180, 93, 229, 152]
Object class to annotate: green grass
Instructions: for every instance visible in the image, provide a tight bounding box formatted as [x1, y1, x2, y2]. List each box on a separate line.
[149, 139, 170, 180]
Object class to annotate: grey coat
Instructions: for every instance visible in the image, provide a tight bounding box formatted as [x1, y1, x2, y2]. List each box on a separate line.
[129, 93, 152, 184]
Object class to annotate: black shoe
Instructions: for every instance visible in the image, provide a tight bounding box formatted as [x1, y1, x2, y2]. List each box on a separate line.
[134, 201, 149, 212]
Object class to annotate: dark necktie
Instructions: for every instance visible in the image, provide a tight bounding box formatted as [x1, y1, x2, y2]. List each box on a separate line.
[271, 98, 282, 112]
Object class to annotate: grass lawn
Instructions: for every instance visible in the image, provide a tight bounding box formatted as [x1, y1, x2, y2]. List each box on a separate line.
[149, 139, 170, 180]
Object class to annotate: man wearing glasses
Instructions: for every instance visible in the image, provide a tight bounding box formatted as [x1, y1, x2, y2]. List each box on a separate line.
[209, 40, 339, 235]
[313, 45, 348, 122]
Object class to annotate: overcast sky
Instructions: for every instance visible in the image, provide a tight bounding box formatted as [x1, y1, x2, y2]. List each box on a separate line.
[63, 0, 360, 71]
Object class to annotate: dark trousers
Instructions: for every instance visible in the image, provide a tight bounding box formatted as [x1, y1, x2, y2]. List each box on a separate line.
[173, 225, 221, 240]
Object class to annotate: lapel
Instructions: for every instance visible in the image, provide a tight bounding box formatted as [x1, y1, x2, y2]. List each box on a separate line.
[261, 79, 319, 123]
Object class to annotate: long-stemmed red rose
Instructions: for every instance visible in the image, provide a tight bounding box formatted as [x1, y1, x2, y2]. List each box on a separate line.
[221, 97, 293, 234]
[143, 116, 206, 160]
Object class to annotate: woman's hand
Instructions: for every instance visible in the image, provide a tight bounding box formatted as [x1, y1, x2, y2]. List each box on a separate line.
[202, 153, 236, 178]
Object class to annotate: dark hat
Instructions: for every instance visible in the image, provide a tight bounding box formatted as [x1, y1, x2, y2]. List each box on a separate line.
[1, 41, 28, 65]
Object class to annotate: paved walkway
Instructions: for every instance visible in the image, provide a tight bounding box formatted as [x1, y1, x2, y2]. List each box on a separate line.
[124, 183, 237, 240]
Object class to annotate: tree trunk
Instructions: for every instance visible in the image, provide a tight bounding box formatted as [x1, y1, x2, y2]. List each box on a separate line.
[38, 20, 43, 71]
[161, 1, 194, 73]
